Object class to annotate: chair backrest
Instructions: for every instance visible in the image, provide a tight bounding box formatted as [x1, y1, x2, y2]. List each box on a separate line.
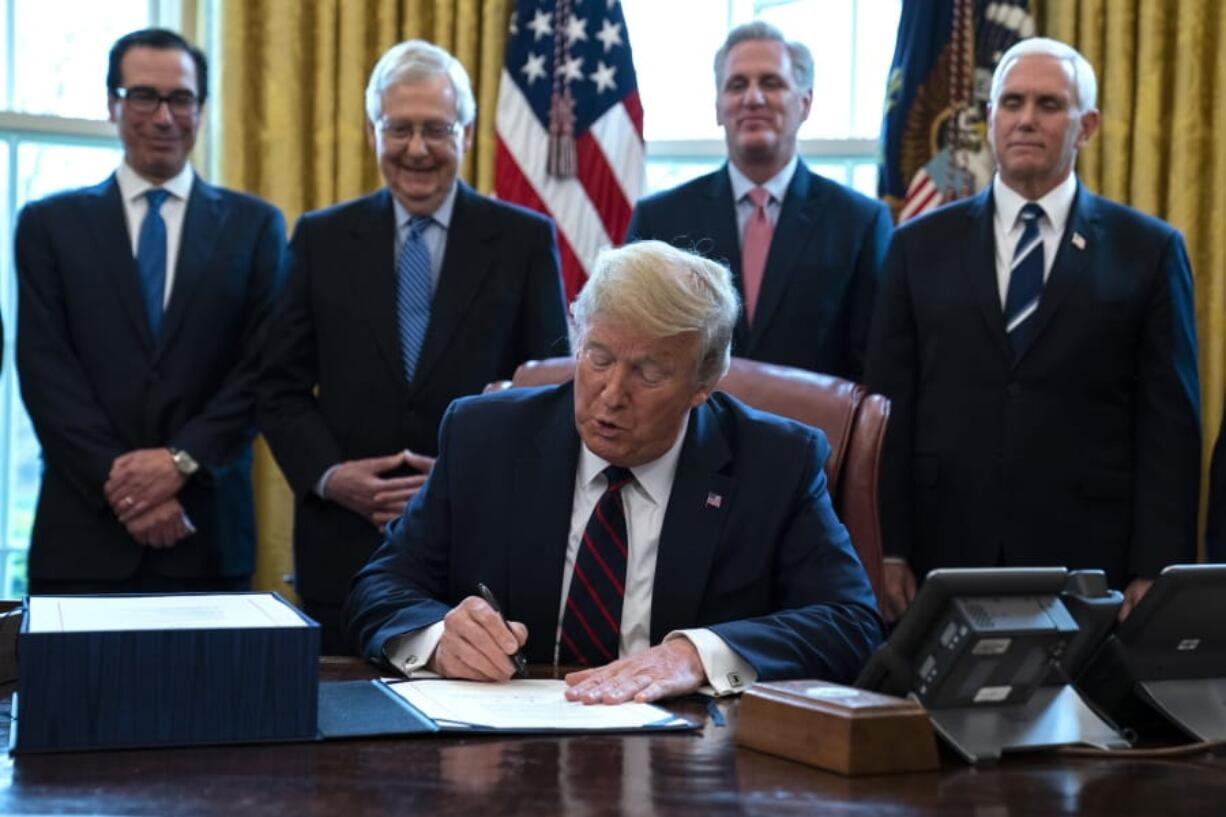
[492, 356, 888, 601]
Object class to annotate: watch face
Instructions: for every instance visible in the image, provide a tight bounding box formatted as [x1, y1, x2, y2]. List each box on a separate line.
[173, 450, 199, 475]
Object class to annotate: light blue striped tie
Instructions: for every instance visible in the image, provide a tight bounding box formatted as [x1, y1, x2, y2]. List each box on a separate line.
[396, 216, 432, 382]
[1003, 202, 1045, 355]
[137, 188, 170, 337]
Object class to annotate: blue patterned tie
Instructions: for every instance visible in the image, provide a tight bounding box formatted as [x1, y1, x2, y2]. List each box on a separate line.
[560, 466, 633, 667]
[137, 188, 170, 337]
[1003, 202, 1045, 354]
[396, 216, 432, 382]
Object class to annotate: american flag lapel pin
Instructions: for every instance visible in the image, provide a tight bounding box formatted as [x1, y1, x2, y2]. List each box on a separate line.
[705, 492, 722, 509]
[1071, 232, 1086, 250]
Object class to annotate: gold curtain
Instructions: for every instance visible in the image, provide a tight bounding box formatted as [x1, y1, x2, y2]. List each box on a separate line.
[209, 0, 511, 595]
[1039, 1, 1226, 556]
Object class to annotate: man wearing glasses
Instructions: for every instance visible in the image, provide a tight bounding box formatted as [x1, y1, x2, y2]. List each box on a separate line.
[259, 40, 569, 653]
[15, 29, 286, 594]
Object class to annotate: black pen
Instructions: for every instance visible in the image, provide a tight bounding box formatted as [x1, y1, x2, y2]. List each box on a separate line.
[476, 582, 528, 678]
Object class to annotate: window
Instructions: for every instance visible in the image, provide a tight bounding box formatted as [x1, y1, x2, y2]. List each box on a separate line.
[0, 0, 174, 596]
[620, 0, 901, 196]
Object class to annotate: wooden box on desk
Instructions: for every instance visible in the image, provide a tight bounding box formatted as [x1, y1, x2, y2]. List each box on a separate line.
[13, 592, 319, 753]
[736, 680, 938, 775]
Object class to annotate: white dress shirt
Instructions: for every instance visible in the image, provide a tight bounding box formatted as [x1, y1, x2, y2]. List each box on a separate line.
[991, 171, 1078, 307]
[115, 161, 194, 307]
[389, 418, 758, 696]
[728, 155, 798, 240]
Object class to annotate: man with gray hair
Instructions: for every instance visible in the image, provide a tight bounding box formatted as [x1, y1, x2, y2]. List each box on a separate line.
[344, 240, 882, 701]
[626, 21, 891, 381]
[260, 40, 569, 652]
[866, 37, 1200, 622]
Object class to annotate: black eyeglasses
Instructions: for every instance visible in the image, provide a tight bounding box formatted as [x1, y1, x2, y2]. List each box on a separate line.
[113, 86, 200, 116]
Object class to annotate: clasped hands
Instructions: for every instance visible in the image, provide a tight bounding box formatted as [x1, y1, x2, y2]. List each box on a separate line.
[325, 450, 436, 528]
[425, 595, 706, 704]
[104, 448, 193, 548]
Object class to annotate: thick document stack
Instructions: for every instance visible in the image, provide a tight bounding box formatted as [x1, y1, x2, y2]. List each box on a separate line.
[14, 593, 319, 753]
[736, 680, 939, 775]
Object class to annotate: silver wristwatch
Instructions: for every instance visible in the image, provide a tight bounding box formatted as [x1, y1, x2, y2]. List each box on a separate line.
[169, 447, 200, 477]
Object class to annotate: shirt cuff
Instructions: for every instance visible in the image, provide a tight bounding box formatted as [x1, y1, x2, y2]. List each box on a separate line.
[665, 628, 757, 696]
[382, 621, 445, 676]
[315, 464, 340, 499]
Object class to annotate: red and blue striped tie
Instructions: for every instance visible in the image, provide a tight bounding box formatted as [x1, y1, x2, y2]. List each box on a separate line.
[560, 466, 633, 666]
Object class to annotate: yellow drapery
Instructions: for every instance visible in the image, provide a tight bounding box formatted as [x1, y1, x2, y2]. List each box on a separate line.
[210, 0, 511, 595]
[1039, 1, 1226, 555]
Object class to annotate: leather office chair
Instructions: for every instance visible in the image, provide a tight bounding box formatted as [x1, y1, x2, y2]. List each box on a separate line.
[487, 356, 888, 602]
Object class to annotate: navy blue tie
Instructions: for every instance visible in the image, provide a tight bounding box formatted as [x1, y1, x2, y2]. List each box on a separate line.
[396, 216, 432, 382]
[560, 466, 633, 667]
[1004, 202, 1045, 354]
[137, 188, 170, 337]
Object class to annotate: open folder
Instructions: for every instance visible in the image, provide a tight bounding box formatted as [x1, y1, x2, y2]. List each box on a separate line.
[318, 678, 697, 738]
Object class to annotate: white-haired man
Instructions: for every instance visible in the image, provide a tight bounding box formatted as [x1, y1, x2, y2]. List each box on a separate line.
[260, 40, 569, 652]
[866, 38, 1200, 623]
[344, 240, 883, 703]
[626, 21, 891, 382]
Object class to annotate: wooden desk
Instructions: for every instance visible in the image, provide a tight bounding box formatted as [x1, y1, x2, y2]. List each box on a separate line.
[2, 659, 1224, 816]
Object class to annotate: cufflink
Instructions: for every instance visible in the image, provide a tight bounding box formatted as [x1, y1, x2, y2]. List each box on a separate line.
[727, 672, 743, 688]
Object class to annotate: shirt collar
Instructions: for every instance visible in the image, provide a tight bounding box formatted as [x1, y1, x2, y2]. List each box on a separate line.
[393, 182, 458, 233]
[577, 413, 691, 507]
[116, 160, 194, 203]
[727, 155, 798, 206]
[992, 171, 1078, 234]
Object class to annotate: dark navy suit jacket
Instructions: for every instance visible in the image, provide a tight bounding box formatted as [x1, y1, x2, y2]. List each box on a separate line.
[259, 184, 570, 606]
[344, 383, 883, 683]
[15, 173, 286, 582]
[626, 162, 892, 380]
[865, 183, 1201, 588]
[1207, 405, 1226, 562]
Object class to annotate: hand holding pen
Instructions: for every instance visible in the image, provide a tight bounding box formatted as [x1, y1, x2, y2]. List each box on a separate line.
[426, 583, 529, 681]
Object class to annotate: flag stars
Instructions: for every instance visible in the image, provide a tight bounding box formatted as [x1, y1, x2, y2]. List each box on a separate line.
[590, 60, 617, 93]
[527, 8, 552, 41]
[557, 55, 585, 83]
[565, 14, 589, 46]
[521, 52, 547, 84]
[596, 19, 623, 52]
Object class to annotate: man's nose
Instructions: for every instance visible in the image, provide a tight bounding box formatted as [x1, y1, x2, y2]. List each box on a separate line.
[600, 366, 632, 406]
[151, 100, 175, 125]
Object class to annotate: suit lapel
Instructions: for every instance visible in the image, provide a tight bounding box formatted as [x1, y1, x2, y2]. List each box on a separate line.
[964, 188, 1012, 363]
[699, 169, 748, 350]
[650, 400, 734, 644]
[410, 183, 499, 389]
[86, 176, 155, 352]
[351, 190, 407, 385]
[508, 385, 581, 663]
[158, 179, 223, 357]
[748, 164, 816, 350]
[1010, 184, 1099, 365]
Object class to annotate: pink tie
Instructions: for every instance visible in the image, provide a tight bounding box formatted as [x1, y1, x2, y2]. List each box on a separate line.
[741, 187, 772, 325]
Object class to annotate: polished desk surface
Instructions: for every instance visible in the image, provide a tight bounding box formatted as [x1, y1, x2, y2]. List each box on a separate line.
[2, 659, 1224, 816]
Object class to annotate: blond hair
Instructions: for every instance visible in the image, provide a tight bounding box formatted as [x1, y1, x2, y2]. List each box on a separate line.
[572, 241, 739, 386]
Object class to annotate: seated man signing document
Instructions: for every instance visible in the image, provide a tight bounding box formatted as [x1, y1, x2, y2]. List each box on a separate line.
[344, 240, 883, 703]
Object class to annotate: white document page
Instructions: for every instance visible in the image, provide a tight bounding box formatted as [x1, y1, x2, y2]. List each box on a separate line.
[26, 593, 307, 632]
[387, 679, 688, 730]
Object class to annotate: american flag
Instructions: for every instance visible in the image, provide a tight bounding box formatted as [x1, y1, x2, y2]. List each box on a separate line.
[495, 0, 645, 301]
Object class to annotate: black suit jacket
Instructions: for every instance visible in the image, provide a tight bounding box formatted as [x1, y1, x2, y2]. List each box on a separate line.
[343, 384, 883, 682]
[259, 184, 570, 605]
[626, 162, 892, 380]
[1207, 404, 1226, 562]
[865, 183, 1201, 588]
[15, 173, 286, 581]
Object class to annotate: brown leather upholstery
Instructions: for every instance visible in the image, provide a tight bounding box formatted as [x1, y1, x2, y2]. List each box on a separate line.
[486, 356, 888, 602]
